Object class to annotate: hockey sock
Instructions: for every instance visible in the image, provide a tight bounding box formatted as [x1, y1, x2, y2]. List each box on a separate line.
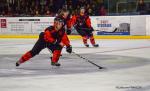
[52, 50, 61, 63]
[82, 36, 88, 45]
[19, 51, 32, 64]
[90, 35, 96, 45]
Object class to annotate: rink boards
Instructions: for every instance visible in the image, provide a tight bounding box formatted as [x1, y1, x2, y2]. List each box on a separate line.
[0, 15, 150, 36]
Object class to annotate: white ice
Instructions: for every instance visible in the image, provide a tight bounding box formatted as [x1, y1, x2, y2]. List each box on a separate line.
[0, 39, 150, 91]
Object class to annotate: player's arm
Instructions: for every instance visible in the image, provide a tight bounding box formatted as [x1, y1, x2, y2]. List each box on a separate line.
[66, 19, 72, 35]
[86, 16, 94, 32]
[66, 18, 72, 29]
[61, 32, 70, 46]
[66, 15, 77, 35]
[61, 33, 72, 53]
[86, 16, 92, 28]
[71, 15, 77, 26]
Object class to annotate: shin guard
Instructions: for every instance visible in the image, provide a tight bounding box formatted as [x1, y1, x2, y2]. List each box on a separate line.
[19, 51, 32, 64]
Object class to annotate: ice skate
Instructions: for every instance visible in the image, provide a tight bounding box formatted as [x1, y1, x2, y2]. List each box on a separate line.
[84, 44, 89, 47]
[51, 62, 61, 66]
[16, 61, 20, 67]
[93, 44, 99, 47]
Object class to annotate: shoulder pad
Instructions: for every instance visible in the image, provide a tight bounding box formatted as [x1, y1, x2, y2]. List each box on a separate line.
[45, 26, 54, 32]
[47, 26, 54, 30]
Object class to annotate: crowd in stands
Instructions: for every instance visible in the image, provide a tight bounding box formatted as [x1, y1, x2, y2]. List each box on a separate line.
[0, 0, 149, 17]
[0, 0, 106, 17]
[137, 0, 150, 15]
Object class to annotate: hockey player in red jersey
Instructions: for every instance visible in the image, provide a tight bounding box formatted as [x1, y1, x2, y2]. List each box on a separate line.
[16, 17, 72, 67]
[71, 7, 99, 47]
[56, 8, 72, 35]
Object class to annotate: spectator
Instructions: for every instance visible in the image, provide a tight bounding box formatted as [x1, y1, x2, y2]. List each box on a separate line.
[45, 10, 53, 16]
[34, 10, 40, 16]
[91, 4, 97, 15]
[137, 0, 147, 15]
[0, 10, 6, 17]
[99, 5, 107, 16]
[87, 8, 94, 16]
[6, 6, 13, 16]
[0, 0, 107, 17]
[30, 7, 35, 16]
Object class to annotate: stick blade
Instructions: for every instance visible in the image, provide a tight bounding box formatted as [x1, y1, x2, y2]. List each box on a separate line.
[99, 66, 106, 69]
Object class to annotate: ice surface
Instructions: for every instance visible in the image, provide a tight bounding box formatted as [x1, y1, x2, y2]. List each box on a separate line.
[0, 39, 150, 91]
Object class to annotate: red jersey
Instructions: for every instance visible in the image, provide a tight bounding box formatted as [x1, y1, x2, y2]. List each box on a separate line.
[71, 14, 91, 28]
[43, 26, 70, 47]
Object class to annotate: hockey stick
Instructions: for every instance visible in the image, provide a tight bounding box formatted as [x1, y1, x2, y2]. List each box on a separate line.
[47, 47, 104, 69]
[72, 51, 104, 69]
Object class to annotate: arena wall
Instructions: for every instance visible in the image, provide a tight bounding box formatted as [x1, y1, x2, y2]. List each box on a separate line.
[0, 15, 150, 39]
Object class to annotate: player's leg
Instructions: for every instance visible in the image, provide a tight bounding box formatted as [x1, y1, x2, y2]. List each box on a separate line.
[48, 44, 63, 66]
[75, 27, 89, 47]
[89, 34, 99, 47]
[86, 28, 99, 47]
[16, 33, 46, 66]
[82, 36, 89, 47]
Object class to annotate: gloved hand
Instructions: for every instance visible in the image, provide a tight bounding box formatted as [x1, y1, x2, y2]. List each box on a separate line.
[66, 29, 72, 35]
[66, 45, 72, 53]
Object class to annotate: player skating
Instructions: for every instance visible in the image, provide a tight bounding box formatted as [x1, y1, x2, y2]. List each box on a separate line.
[16, 17, 72, 67]
[71, 7, 99, 47]
[56, 8, 72, 35]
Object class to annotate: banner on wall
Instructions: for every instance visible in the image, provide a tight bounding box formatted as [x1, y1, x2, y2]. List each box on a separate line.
[32, 17, 54, 33]
[0, 19, 7, 28]
[0, 16, 148, 35]
[0, 17, 54, 34]
[91, 16, 130, 35]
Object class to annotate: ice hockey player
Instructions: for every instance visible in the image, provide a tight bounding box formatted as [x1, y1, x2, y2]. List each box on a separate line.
[56, 8, 72, 35]
[71, 7, 99, 47]
[16, 17, 72, 67]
